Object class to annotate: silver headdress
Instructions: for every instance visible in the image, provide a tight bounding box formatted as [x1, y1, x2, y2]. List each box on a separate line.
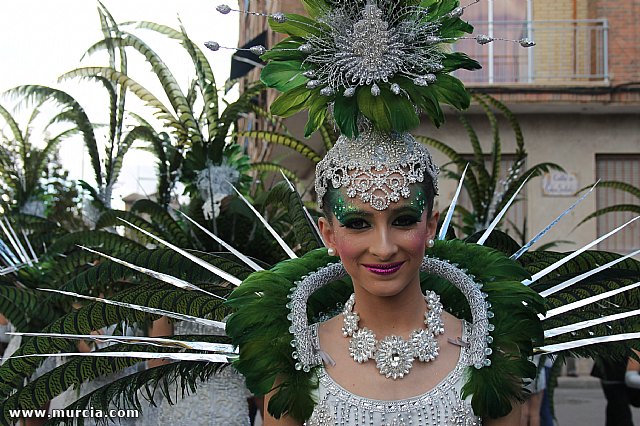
[315, 129, 439, 210]
[300, 1, 447, 96]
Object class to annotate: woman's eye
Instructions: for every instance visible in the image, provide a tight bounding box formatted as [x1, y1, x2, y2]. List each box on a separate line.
[342, 218, 370, 229]
[393, 215, 420, 227]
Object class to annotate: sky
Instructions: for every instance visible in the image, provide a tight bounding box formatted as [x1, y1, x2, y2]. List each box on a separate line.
[0, 0, 240, 207]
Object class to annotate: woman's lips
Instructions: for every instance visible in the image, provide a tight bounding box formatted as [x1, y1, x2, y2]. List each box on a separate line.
[362, 261, 405, 275]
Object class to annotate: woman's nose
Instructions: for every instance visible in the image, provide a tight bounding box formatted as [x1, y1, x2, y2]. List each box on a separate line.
[368, 227, 398, 260]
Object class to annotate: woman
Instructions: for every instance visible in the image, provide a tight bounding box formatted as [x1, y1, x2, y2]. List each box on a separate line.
[260, 171, 522, 425]
[226, 130, 542, 425]
[224, 1, 544, 424]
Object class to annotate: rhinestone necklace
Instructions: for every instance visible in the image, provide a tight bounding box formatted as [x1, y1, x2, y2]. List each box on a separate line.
[341, 291, 445, 379]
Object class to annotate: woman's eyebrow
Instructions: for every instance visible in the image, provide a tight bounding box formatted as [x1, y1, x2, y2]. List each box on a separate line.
[340, 208, 372, 217]
[340, 205, 420, 217]
[388, 204, 422, 214]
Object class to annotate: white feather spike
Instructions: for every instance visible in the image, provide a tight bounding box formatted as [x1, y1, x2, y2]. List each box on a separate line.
[279, 169, 296, 192]
[3, 218, 31, 265]
[542, 281, 640, 320]
[0, 242, 17, 266]
[304, 206, 324, 245]
[544, 309, 640, 339]
[117, 218, 242, 286]
[8, 351, 234, 363]
[537, 332, 640, 354]
[78, 245, 225, 300]
[0, 219, 29, 265]
[7, 332, 234, 352]
[523, 216, 640, 286]
[38, 288, 226, 332]
[538, 249, 640, 297]
[175, 210, 263, 271]
[476, 176, 530, 246]
[21, 230, 38, 263]
[511, 181, 599, 260]
[1, 266, 17, 276]
[6, 218, 33, 265]
[438, 164, 468, 241]
[230, 186, 298, 259]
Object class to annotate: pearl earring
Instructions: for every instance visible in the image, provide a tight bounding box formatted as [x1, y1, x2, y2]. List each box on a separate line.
[426, 239, 435, 248]
[327, 247, 336, 256]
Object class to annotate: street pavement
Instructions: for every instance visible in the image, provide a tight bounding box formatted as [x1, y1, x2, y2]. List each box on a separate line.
[553, 377, 640, 425]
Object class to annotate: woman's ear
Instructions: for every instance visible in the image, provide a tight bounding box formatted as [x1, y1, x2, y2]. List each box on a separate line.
[318, 217, 336, 250]
[426, 210, 439, 241]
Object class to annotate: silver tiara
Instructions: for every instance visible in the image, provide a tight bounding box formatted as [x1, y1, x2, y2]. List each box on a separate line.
[315, 130, 439, 211]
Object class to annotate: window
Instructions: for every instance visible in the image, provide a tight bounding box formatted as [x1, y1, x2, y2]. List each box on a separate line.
[455, 0, 532, 83]
[595, 155, 640, 253]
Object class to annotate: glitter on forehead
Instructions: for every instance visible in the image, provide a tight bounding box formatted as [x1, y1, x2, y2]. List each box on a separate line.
[316, 129, 439, 211]
[331, 195, 362, 223]
[328, 185, 428, 223]
[410, 188, 427, 215]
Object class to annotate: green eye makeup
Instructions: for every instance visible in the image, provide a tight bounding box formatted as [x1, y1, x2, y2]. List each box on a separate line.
[408, 188, 427, 216]
[331, 195, 362, 224]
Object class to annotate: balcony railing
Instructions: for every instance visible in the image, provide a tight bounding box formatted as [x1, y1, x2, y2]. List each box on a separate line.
[455, 19, 609, 85]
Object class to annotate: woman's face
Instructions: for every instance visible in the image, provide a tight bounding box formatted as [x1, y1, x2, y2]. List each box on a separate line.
[318, 185, 439, 298]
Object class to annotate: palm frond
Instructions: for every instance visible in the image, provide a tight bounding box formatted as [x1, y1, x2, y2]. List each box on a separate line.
[59, 67, 184, 143]
[130, 200, 190, 247]
[472, 94, 501, 200]
[473, 93, 525, 155]
[458, 114, 491, 207]
[576, 205, 640, 227]
[264, 182, 323, 254]
[0, 286, 44, 331]
[48, 230, 145, 257]
[0, 339, 229, 423]
[578, 180, 640, 199]
[0, 279, 232, 398]
[495, 162, 564, 213]
[251, 163, 300, 183]
[6, 85, 102, 187]
[236, 131, 322, 163]
[45, 354, 229, 426]
[213, 83, 266, 161]
[0, 103, 25, 146]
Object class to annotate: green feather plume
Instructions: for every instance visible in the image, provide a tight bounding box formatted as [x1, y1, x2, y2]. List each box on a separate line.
[226, 240, 544, 421]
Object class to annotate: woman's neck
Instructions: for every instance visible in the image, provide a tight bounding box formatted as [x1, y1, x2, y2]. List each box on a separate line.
[351, 282, 426, 337]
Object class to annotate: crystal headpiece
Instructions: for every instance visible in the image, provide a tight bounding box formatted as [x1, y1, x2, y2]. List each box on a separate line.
[315, 130, 439, 211]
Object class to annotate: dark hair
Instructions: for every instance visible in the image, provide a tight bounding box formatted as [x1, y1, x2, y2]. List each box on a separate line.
[320, 175, 436, 222]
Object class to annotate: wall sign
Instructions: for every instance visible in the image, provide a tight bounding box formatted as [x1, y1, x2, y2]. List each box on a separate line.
[542, 171, 579, 196]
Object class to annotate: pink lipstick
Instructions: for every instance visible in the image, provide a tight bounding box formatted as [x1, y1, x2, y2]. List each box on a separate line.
[362, 261, 405, 275]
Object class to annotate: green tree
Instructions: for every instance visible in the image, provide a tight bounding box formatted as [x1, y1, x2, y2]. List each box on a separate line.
[0, 101, 77, 217]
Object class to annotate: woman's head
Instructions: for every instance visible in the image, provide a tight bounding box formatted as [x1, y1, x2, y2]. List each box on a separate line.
[314, 129, 440, 296]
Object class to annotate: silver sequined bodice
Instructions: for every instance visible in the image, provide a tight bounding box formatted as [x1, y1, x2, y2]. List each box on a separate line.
[306, 321, 481, 426]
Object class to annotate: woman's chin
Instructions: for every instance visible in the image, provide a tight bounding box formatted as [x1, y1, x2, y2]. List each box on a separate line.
[356, 280, 416, 299]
